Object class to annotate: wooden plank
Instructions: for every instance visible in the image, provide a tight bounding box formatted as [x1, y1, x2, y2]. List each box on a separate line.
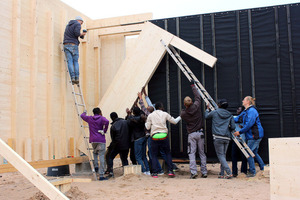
[87, 13, 152, 30]
[24, 138, 32, 162]
[0, 156, 88, 173]
[11, 0, 21, 153]
[30, 0, 38, 161]
[97, 23, 144, 36]
[47, 11, 54, 159]
[69, 137, 74, 157]
[170, 36, 217, 67]
[269, 137, 300, 200]
[0, 138, 68, 200]
[123, 165, 141, 175]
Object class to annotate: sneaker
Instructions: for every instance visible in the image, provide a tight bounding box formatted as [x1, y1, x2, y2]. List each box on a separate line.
[152, 173, 158, 178]
[246, 173, 256, 177]
[190, 173, 198, 179]
[94, 167, 98, 173]
[201, 174, 207, 178]
[158, 170, 164, 175]
[99, 176, 108, 181]
[143, 171, 151, 176]
[168, 170, 175, 178]
[105, 172, 114, 179]
[225, 174, 233, 179]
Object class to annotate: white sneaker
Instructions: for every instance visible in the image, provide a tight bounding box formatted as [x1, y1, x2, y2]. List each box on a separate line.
[143, 171, 151, 175]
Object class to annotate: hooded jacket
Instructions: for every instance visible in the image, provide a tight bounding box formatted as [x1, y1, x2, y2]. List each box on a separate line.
[235, 106, 264, 140]
[180, 85, 203, 133]
[80, 112, 109, 143]
[205, 108, 235, 138]
[63, 20, 82, 45]
[110, 118, 131, 150]
[127, 115, 146, 141]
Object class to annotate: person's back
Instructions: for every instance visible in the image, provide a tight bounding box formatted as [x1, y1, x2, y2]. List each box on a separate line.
[181, 85, 203, 133]
[180, 84, 207, 179]
[205, 108, 235, 138]
[63, 20, 81, 45]
[111, 118, 130, 150]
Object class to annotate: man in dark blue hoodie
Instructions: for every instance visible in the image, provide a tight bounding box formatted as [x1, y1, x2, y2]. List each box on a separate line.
[63, 16, 86, 84]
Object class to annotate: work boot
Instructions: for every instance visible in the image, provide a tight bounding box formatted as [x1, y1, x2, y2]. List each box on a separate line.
[99, 176, 108, 181]
[74, 77, 79, 84]
[201, 173, 208, 178]
[71, 77, 76, 85]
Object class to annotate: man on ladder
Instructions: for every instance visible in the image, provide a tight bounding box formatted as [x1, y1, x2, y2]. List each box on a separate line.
[63, 16, 87, 85]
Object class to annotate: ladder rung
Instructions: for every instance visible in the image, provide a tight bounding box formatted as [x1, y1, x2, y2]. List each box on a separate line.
[76, 103, 85, 107]
[87, 148, 93, 151]
[81, 125, 89, 128]
[73, 92, 82, 96]
[84, 136, 89, 139]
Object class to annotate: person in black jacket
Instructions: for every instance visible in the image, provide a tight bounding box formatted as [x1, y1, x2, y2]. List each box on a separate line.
[127, 107, 150, 175]
[105, 112, 130, 178]
[63, 16, 86, 84]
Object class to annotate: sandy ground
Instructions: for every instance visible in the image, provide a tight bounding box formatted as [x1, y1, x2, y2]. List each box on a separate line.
[0, 159, 270, 200]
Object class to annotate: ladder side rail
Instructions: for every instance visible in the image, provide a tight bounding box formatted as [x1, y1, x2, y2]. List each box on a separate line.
[160, 40, 255, 158]
[168, 45, 218, 109]
[61, 43, 97, 180]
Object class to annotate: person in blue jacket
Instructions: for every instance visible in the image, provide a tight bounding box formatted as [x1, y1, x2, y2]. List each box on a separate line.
[234, 96, 265, 177]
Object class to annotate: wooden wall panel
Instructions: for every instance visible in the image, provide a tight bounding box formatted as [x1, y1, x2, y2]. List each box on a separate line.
[269, 137, 300, 200]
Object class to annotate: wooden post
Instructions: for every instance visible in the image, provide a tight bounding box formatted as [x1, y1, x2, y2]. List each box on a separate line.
[0, 138, 69, 200]
[29, 0, 38, 161]
[24, 139, 32, 162]
[69, 137, 74, 157]
[47, 12, 54, 158]
[11, 0, 21, 154]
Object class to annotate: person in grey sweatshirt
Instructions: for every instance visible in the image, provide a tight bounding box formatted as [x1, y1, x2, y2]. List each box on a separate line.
[205, 99, 235, 179]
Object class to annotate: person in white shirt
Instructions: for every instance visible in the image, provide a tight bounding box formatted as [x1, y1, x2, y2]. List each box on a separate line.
[145, 102, 181, 178]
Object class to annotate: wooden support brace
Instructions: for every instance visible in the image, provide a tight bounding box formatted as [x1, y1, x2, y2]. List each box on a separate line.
[0, 138, 68, 200]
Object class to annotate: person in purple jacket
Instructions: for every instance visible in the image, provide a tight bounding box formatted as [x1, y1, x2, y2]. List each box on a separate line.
[81, 107, 109, 181]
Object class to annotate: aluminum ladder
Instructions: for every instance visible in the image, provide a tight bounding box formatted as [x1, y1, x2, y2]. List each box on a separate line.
[160, 39, 255, 159]
[61, 43, 98, 180]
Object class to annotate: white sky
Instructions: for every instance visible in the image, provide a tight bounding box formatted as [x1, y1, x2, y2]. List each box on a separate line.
[60, 0, 299, 20]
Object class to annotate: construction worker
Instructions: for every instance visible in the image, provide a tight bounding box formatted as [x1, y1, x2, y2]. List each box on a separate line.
[105, 112, 131, 178]
[234, 96, 265, 177]
[80, 107, 109, 181]
[205, 99, 235, 179]
[145, 102, 181, 178]
[180, 82, 208, 179]
[63, 16, 86, 85]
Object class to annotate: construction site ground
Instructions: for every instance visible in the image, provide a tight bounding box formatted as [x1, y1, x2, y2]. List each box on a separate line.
[0, 159, 270, 200]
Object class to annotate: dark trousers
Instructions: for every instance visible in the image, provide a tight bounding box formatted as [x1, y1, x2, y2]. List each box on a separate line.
[151, 137, 173, 173]
[231, 141, 248, 175]
[105, 144, 129, 173]
[130, 141, 137, 165]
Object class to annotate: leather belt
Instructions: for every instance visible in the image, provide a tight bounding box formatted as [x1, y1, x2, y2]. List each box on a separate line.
[64, 43, 76, 45]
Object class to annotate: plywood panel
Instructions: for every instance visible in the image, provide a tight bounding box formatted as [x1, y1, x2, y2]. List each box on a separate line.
[98, 22, 216, 148]
[269, 137, 300, 200]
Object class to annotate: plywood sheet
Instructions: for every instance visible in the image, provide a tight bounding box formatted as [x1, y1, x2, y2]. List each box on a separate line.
[269, 137, 300, 200]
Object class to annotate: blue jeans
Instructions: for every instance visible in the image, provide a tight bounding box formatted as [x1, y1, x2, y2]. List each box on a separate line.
[64, 44, 79, 79]
[247, 138, 265, 175]
[231, 134, 247, 175]
[151, 137, 173, 173]
[134, 137, 150, 172]
[214, 138, 232, 176]
[147, 137, 163, 172]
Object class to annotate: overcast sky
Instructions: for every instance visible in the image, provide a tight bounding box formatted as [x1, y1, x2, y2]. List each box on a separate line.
[60, 0, 299, 20]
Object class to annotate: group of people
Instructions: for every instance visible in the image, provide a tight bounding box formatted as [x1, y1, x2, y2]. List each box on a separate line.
[64, 16, 265, 181]
[81, 81, 265, 181]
